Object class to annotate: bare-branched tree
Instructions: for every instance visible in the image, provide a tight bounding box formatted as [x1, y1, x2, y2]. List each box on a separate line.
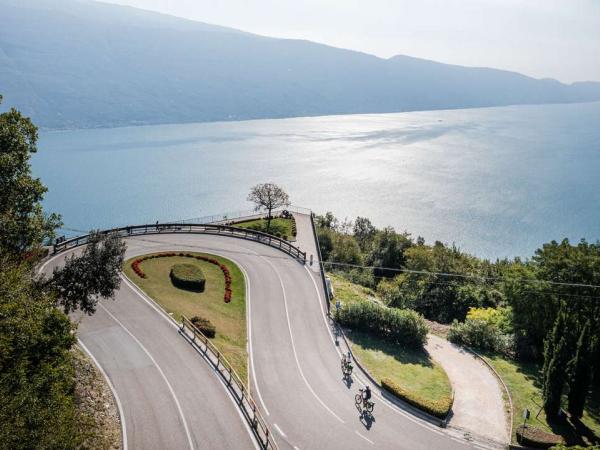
[247, 183, 290, 231]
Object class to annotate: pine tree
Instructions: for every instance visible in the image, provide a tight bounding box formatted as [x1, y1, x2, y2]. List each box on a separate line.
[567, 321, 594, 419]
[542, 308, 569, 419]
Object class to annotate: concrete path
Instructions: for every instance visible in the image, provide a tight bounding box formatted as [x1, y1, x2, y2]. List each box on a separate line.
[426, 335, 510, 444]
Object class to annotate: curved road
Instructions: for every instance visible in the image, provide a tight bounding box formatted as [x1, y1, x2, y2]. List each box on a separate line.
[45, 231, 490, 450]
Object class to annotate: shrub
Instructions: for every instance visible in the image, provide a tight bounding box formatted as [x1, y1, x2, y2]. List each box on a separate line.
[381, 378, 452, 419]
[447, 318, 513, 354]
[190, 316, 216, 338]
[170, 264, 206, 292]
[336, 301, 428, 349]
[516, 425, 563, 449]
[551, 446, 600, 450]
[466, 306, 513, 334]
[130, 253, 233, 303]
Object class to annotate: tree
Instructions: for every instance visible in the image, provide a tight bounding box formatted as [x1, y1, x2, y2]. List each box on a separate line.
[542, 307, 570, 419]
[247, 183, 290, 231]
[0, 254, 81, 449]
[567, 321, 595, 419]
[366, 227, 413, 278]
[329, 234, 362, 265]
[48, 231, 126, 314]
[0, 95, 62, 255]
[353, 216, 376, 251]
[0, 95, 127, 447]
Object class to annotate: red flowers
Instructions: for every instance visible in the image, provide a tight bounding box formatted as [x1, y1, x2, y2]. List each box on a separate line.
[131, 252, 233, 303]
[131, 259, 147, 278]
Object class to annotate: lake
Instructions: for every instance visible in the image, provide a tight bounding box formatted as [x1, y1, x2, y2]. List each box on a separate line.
[34, 101, 600, 260]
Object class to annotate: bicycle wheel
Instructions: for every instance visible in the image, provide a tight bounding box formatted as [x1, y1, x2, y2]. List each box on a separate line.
[355, 394, 362, 405]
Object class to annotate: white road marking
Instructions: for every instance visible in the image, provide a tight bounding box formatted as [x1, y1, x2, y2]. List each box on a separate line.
[238, 263, 271, 416]
[261, 256, 345, 424]
[120, 274, 178, 329]
[300, 248, 453, 437]
[355, 430, 375, 445]
[120, 254, 264, 449]
[273, 423, 287, 438]
[98, 303, 195, 450]
[78, 339, 128, 450]
[302, 264, 340, 355]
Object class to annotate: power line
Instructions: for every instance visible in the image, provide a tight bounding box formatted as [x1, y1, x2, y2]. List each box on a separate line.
[327, 268, 600, 301]
[321, 261, 600, 290]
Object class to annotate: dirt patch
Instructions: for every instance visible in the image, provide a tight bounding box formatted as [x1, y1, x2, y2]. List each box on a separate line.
[73, 347, 122, 450]
[425, 319, 451, 339]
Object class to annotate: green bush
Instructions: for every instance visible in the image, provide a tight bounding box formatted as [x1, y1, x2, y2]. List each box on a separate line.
[170, 264, 206, 292]
[516, 425, 563, 449]
[190, 316, 216, 338]
[335, 301, 428, 349]
[551, 445, 600, 450]
[381, 378, 452, 419]
[447, 318, 513, 354]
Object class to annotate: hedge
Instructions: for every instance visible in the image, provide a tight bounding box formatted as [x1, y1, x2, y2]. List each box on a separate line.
[551, 446, 600, 450]
[130, 252, 232, 303]
[335, 301, 428, 349]
[381, 378, 452, 419]
[170, 264, 206, 292]
[190, 315, 216, 338]
[516, 425, 563, 449]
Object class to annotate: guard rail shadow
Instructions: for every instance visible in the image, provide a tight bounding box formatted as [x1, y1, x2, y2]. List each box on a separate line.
[180, 316, 278, 450]
[52, 223, 306, 263]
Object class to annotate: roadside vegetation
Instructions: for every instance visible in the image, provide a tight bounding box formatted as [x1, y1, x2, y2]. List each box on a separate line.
[123, 252, 248, 382]
[330, 274, 453, 418]
[319, 212, 600, 445]
[0, 94, 126, 448]
[235, 216, 297, 240]
[72, 348, 122, 449]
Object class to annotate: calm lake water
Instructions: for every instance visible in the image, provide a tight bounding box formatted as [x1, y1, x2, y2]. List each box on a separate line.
[34, 102, 600, 260]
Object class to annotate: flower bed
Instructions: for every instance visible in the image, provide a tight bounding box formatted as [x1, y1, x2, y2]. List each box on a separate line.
[131, 252, 233, 303]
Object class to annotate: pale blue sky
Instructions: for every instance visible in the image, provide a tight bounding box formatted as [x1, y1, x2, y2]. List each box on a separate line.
[103, 0, 599, 83]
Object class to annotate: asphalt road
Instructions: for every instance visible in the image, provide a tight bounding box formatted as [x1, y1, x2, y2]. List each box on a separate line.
[43, 232, 491, 450]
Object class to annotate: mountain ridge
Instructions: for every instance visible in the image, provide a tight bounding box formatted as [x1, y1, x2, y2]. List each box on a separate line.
[1, 0, 599, 129]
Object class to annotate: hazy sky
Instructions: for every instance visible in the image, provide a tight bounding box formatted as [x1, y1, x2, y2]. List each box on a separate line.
[103, 0, 599, 83]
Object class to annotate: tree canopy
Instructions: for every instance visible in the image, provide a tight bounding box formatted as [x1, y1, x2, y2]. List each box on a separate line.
[0, 95, 62, 255]
[247, 183, 290, 231]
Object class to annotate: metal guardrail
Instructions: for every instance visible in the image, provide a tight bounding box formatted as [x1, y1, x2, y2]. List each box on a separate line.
[174, 205, 313, 226]
[180, 316, 278, 450]
[309, 212, 331, 313]
[52, 223, 307, 263]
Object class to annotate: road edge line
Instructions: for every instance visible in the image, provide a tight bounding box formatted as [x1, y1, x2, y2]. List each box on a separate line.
[78, 338, 128, 450]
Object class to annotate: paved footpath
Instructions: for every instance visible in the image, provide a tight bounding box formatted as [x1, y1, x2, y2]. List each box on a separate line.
[426, 335, 510, 444]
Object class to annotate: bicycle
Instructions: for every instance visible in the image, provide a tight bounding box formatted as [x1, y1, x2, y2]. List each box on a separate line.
[355, 388, 374, 413]
[341, 355, 353, 377]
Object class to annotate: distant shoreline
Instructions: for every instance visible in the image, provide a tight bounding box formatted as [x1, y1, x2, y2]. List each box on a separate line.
[37, 100, 600, 133]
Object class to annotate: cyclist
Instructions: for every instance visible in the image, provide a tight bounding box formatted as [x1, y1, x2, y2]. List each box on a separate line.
[362, 385, 372, 407]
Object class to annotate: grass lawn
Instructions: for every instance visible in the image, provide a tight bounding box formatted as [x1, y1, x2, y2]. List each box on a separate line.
[329, 272, 452, 405]
[123, 252, 248, 383]
[328, 273, 379, 306]
[234, 217, 295, 240]
[348, 330, 452, 404]
[483, 353, 600, 446]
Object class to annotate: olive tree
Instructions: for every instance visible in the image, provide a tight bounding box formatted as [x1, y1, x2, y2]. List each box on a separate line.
[247, 183, 290, 231]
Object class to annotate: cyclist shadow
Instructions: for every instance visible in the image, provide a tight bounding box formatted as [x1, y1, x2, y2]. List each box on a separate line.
[342, 374, 354, 389]
[358, 409, 375, 430]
